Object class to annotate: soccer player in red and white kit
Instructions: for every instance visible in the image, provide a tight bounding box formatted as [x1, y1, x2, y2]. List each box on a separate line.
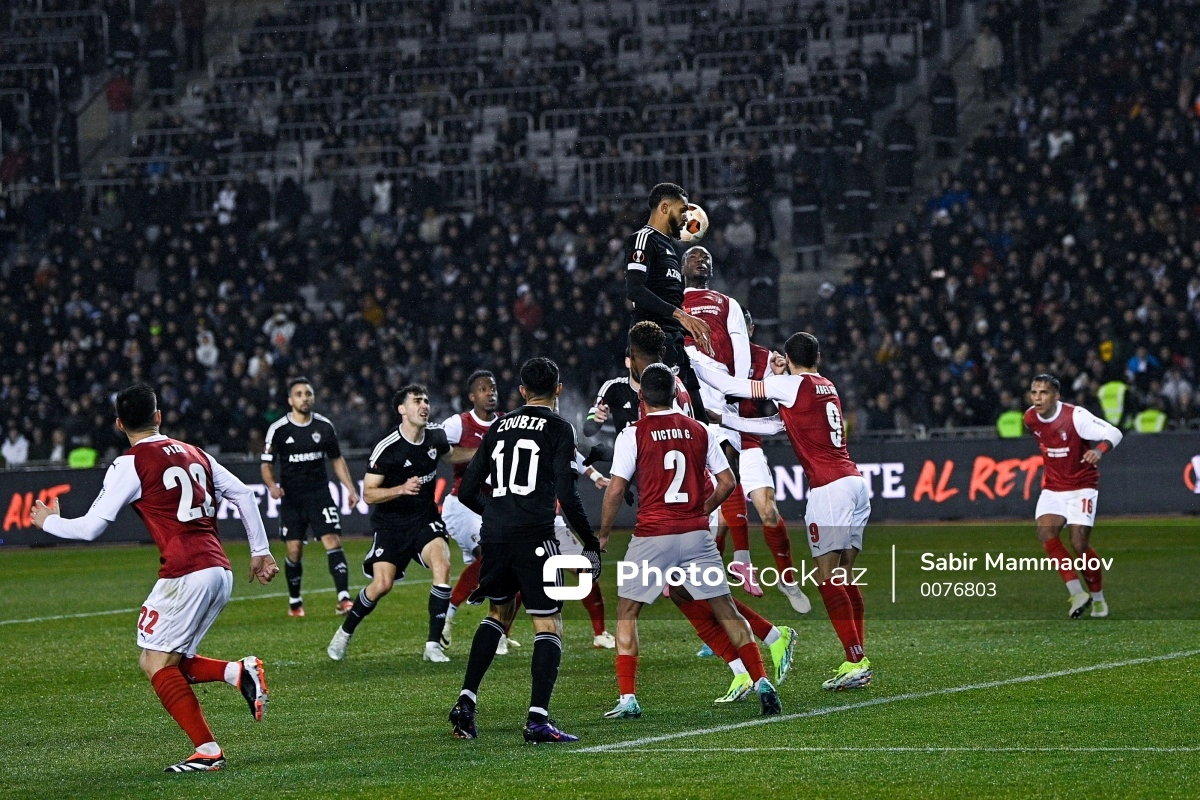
[597, 363, 783, 719]
[1024, 374, 1122, 618]
[695, 332, 873, 691]
[31, 383, 279, 773]
[679, 246, 762, 596]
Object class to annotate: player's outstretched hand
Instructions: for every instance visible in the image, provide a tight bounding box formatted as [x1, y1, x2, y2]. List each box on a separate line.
[30, 497, 61, 529]
[583, 548, 602, 579]
[593, 402, 610, 424]
[250, 554, 279, 585]
[676, 309, 714, 356]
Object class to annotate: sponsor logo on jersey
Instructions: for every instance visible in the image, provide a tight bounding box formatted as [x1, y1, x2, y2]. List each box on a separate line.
[1046, 447, 1070, 458]
[288, 452, 324, 463]
[666, 268, 682, 281]
[313, 432, 321, 443]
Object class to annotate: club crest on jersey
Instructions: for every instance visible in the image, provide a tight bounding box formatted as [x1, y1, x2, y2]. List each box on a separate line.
[428, 447, 438, 460]
[1061, 431, 1068, 441]
[312, 432, 321, 443]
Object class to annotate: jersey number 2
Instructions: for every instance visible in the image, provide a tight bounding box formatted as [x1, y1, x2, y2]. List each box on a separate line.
[491, 440, 540, 497]
[163, 464, 216, 522]
[663, 450, 689, 503]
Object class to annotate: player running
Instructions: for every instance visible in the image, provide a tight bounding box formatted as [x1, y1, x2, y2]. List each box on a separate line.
[326, 385, 472, 664]
[1025, 374, 1122, 618]
[695, 333, 873, 691]
[448, 357, 602, 743]
[32, 382, 278, 773]
[261, 377, 360, 617]
[598, 363, 783, 719]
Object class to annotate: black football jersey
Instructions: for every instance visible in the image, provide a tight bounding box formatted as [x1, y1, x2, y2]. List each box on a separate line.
[261, 413, 342, 493]
[458, 405, 597, 548]
[589, 377, 641, 435]
[625, 225, 683, 329]
[365, 424, 450, 530]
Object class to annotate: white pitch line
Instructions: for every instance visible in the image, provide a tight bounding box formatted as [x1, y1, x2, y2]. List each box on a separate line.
[0, 577, 434, 626]
[618, 746, 1200, 754]
[575, 648, 1200, 753]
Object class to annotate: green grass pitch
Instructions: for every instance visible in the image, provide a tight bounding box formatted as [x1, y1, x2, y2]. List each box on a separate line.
[3, 520, 1198, 798]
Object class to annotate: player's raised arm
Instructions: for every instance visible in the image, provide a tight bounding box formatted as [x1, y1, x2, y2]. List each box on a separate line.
[33, 455, 142, 540]
[1073, 406, 1124, 464]
[727, 295, 751, 382]
[693, 357, 804, 405]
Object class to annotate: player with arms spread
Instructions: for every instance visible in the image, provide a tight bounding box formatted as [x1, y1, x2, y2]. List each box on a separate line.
[261, 377, 360, 617]
[32, 383, 278, 773]
[695, 332, 873, 691]
[598, 364, 783, 719]
[1025, 374, 1122, 618]
[326, 385, 472, 664]
[448, 357, 601, 744]
[625, 182, 714, 421]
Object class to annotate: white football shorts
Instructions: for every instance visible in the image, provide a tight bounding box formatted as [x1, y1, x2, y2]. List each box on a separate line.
[803, 475, 871, 558]
[137, 565, 233, 657]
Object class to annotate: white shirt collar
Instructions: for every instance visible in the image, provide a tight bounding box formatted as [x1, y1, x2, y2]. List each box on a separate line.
[1037, 401, 1063, 423]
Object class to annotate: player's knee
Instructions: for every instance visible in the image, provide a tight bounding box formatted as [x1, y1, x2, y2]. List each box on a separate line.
[759, 505, 781, 526]
[371, 577, 394, 597]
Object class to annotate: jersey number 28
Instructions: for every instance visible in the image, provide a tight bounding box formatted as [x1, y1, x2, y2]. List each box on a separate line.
[163, 464, 216, 522]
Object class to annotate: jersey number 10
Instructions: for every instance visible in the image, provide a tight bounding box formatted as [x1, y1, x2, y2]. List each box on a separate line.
[491, 440, 541, 497]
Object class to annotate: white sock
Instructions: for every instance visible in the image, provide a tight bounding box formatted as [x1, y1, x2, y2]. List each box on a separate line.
[733, 550, 752, 566]
[620, 693, 636, 702]
[1066, 579, 1084, 596]
[1091, 590, 1105, 603]
[446, 604, 458, 622]
[196, 741, 221, 757]
[223, 661, 241, 686]
[729, 657, 748, 676]
[337, 591, 350, 602]
[763, 627, 781, 646]
[459, 689, 476, 704]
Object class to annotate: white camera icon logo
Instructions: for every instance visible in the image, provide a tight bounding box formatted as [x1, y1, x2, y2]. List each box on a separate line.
[539, 551, 593, 601]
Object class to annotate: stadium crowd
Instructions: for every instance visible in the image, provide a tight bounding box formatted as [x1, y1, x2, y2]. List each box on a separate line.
[0, 0, 1198, 467]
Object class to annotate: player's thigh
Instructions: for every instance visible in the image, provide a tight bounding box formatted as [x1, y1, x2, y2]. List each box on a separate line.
[363, 528, 417, 581]
[477, 542, 520, 606]
[138, 566, 234, 656]
[1061, 489, 1098, 527]
[804, 476, 863, 558]
[1034, 490, 1074, 527]
[442, 495, 482, 565]
[739, 447, 774, 496]
[617, 534, 682, 605]
[511, 537, 566, 617]
[677, 529, 733, 601]
[306, 491, 342, 538]
[278, 498, 308, 542]
[553, 515, 584, 557]
[413, 518, 451, 569]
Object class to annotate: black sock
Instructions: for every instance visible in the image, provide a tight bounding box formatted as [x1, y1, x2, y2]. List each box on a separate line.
[461, 617, 505, 699]
[528, 631, 562, 723]
[284, 558, 303, 605]
[341, 588, 377, 634]
[326, 547, 350, 600]
[428, 584, 452, 644]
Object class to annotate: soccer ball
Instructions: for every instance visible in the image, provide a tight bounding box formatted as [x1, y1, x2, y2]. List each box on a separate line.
[680, 203, 708, 242]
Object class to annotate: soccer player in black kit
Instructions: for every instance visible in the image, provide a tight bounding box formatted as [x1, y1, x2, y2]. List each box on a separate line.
[448, 357, 601, 744]
[261, 377, 360, 617]
[625, 182, 715, 421]
[326, 385, 473, 664]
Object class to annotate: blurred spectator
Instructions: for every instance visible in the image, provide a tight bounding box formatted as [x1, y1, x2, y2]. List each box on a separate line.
[973, 24, 1004, 101]
[104, 69, 134, 148]
[723, 211, 757, 279]
[3, 426, 29, 466]
[181, 0, 208, 71]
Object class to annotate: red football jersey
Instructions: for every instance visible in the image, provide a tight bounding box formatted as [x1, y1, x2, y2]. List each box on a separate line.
[611, 410, 729, 537]
[738, 343, 772, 451]
[1023, 402, 1115, 491]
[127, 437, 231, 579]
[442, 409, 501, 495]
[683, 288, 739, 371]
[771, 374, 861, 489]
